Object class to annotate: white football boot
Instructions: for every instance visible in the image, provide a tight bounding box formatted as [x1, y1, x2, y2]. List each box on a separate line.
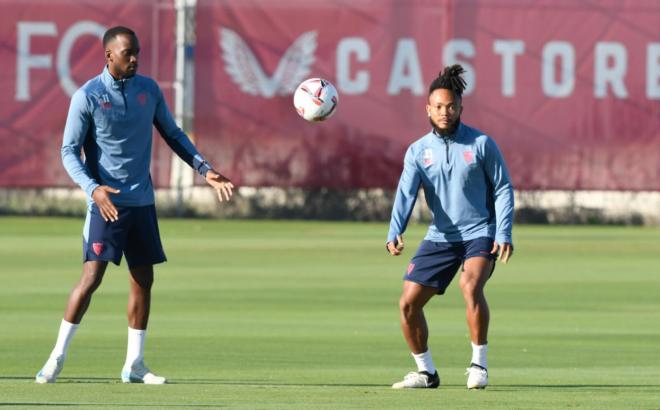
[35, 355, 65, 384]
[121, 361, 166, 384]
[466, 364, 488, 389]
[392, 371, 440, 389]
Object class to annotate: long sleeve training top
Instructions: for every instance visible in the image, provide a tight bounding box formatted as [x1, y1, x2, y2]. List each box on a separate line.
[61, 66, 212, 206]
[387, 123, 514, 245]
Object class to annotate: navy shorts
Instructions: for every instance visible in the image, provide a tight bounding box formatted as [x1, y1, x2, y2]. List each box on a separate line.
[82, 204, 167, 268]
[404, 237, 496, 294]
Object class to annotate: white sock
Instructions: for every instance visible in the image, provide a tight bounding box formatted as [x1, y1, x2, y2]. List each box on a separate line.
[125, 327, 146, 367]
[412, 350, 436, 374]
[471, 342, 488, 369]
[50, 319, 78, 359]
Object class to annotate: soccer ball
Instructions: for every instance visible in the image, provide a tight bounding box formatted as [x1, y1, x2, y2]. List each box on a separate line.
[293, 78, 339, 122]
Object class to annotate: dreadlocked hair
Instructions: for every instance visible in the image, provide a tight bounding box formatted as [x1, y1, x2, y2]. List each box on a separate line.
[428, 64, 467, 98]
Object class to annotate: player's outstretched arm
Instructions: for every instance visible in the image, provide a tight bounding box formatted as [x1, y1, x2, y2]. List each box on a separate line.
[205, 170, 234, 202]
[490, 241, 513, 264]
[386, 235, 405, 256]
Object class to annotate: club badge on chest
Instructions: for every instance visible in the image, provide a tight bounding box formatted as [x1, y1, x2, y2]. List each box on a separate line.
[423, 148, 434, 167]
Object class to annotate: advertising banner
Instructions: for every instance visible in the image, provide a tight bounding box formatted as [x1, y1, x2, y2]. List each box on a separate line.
[195, 0, 660, 190]
[0, 0, 176, 188]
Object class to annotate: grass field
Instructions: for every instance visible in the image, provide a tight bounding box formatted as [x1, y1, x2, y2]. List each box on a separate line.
[1, 217, 659, 409]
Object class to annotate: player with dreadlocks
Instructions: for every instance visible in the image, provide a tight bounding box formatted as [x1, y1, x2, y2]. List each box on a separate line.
[387, 64, 514, 390]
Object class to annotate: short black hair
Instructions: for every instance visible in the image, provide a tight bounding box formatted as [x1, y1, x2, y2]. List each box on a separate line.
[103, 26, 136, 48]
[428, 64, 467, 98]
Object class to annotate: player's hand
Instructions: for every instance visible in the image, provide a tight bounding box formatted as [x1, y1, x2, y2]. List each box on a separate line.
[491, 241, 513, 264]
[205, 170, 234, 202]
[92, 186, 120, 222]
[387, 235, 405, 256]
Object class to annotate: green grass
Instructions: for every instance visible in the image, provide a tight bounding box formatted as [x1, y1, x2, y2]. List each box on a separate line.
[1, 217, 659, 409]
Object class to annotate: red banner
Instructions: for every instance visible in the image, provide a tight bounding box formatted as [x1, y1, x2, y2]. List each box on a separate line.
[195, 0, 660, 190]
[0, 0, 176, 188]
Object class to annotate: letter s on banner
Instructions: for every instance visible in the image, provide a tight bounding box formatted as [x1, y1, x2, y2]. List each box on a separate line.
[443, 39, 475, 96]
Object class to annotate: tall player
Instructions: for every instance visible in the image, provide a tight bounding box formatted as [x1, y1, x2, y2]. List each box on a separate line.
[35, 26, 234, 384]
[387, 65, 514, 390]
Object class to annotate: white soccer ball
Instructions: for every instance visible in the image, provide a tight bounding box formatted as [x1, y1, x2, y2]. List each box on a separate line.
[293, 78, 339, 122]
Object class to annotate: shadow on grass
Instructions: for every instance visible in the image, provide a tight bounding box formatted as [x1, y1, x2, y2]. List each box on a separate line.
[495, 384, 660, 390]
[170, 378, 386, 387]
[3, 376, 659, 390]
[0, 405, 224, 408]
[0, 376, 383, 387]
[171, 381, 660, 390]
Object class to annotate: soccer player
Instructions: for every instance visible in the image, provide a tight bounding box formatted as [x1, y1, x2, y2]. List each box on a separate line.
[387, 65, 514, 390]
[35, 26, 234, 384]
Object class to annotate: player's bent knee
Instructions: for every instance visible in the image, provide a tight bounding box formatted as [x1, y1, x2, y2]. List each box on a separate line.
[129, 266, 154, 290]
[131, 276, 153, 291]
[459, 277, 484, 298]
[399, 297, 421, 320]
[76, 277, 103, 296]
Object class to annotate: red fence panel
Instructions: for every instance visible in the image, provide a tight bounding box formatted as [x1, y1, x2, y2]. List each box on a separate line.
[0, 0, 176, 188]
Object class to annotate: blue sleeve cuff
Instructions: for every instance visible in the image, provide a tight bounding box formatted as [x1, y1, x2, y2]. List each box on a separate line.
[84, 183, 100, 199]
[198, 161, 213, 177]
[193, 155, 214, 177]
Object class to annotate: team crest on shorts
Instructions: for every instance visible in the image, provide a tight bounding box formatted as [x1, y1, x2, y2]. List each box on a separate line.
[407, 263, 415, 275]
[92, 242, 104, 256]
[423, 149, 433, 167]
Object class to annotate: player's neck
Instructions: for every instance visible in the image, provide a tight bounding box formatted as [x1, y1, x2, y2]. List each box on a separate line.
[433, 121, 460, 139]
[106, 65, 132, 81]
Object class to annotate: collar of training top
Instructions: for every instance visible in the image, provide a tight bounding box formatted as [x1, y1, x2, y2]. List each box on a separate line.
[101, 66, 135, 90]
[432, 122, 463, 140]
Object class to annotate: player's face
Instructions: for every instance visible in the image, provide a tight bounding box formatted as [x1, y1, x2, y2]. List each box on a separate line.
[426, 88, 462, 132]
[106, 34, 140, 79]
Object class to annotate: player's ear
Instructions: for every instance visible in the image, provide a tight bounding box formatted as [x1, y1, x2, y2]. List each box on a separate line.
[426, 105, 431, 117]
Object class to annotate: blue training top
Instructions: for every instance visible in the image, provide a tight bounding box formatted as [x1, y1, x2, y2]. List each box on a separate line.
[61, 66, 212, 207]
[387, 123, 514, 245]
